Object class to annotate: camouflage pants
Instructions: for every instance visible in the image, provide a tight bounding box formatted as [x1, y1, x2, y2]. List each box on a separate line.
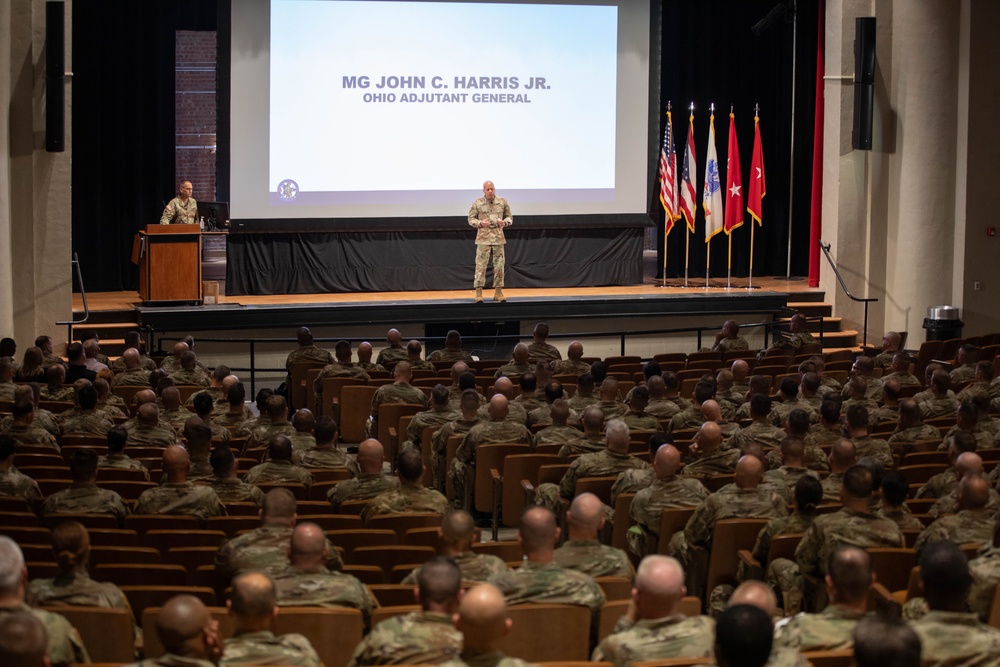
[767, 558, 804, 616]
[533, 482, 564, 515]
[449, 459, 471, 509]
[474, 244, 505, 289]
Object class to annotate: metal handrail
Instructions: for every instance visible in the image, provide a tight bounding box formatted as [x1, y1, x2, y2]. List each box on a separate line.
[56, 253, 89, 345]
[819, 240, 877, 346]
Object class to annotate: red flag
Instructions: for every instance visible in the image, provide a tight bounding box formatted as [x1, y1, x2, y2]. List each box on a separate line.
[724, 112, 743, 234]
[747, 114, 766, 226]
[658, 110, 681, 234]
[679, 115, 698, 233]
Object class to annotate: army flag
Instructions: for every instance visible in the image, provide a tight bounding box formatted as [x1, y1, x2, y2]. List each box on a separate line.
[724, 112, 743, 234]
[747, 114, 766, 226]
[703, 112, 724, 241]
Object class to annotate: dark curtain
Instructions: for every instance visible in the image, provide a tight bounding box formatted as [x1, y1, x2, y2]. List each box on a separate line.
[654, 0, 818, 279]
[226, 228, 643, 295]
[71, 1, 216, 292]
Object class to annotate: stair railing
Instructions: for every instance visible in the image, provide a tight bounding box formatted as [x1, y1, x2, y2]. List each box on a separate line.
[819, 241, 877, 346]
[56, 253, 89, 346]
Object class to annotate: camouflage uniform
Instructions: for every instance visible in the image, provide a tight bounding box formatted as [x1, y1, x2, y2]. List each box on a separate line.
[376, 346, 410, 370]
[159, 407, 193, 436]
[535, 449, 647, 512]
[243, 460, 314, 491]
[286, 345, 333, 371]
[428, 348, 474, 364]
[361, 481, 449, 524]
[400, 551, 513, 588]
[969, 544, 1000, 621]
[40, 385, 76, 402]
[294, 446, 358, 475]
[526, 341, 561, 363]
[557, 433, 606, 461]
[567, 391, 598, 413]
[951, 364, 978, 385]
[872, 405, 899, 423]
[668, 407, 706, 434]
[169, 368, 210, 387]
[58, 408, 114, 436]
[772, 605, 867, 651]
[762, 467, 821, 503]
[126, 422, 178, 448]
[274, 565, 374, 619]
[628, 476, 710, 557]
[98, 453, 150, 479]
[26, 570, 131, 612]
[551, 358, 590, 376]
[794, 508, 904, 577]
[469, 194, 512, 289]
[0, 603, 90, 667]
[958, 380, 1000, 402]
[681, 448, 740, 482]
[112, 368, 152, 387]
[913, 509, 995, 554]
[622, 412, 662, 432]
[214, 408, 254, 431]
[221, 630, 322, 667]
[3, 423, 59, 449]
[245, 420, 296, 452]
[512, 394, 544, 415]
[348, 611, 462, 667]
[592, 399, 627, 422]
[493, 362, 530, 379]
[715, 336, 750, 352]
[764, 445, 829, 473]
[504, 560, 605, 616]
[807, 424, 843, 448]
[888, 423, 943, 445]
[450, 419, 533, 505]
[133, 482, 226, 521]
[0, 381, 16, 401]
[209, 477, 265, 506]
[215, 525, 342, 581]
[369, 382, 428, 436]
[740, 512, 817, 615]
[440, 651, 531, 667]
[0, 466, 41, 501]
[553, 539, 634, 580]
[285, 431, 315, 454]
[880, 507, 925, 531]
[405, 357, 436, 373]
[646, 398, 681, 421]
[477, 401, 527, 426]
[727, 421, 786, 451]
[920, 396, 960, 420]
[431, 417, 482, 491]
[928, 487, 1000, 518]
[848, 435, 892, 469]
[40, 483, 130, 523]
[940, 424, 993, 451]
[535, 424, 582, 445]
[674, 486, 788, 554]
[328, 473, 400, 510]
[915, 470, 958, 499]
[911, 610, 1000, 667]
[403, 407, 460, 451]
[819, 473, 844, 504]
[772, 399, 818, 427]
[359, 361, 388, 374]
[612, 467, 655, 502]
[313, 361, 369, 395]
[591, 614, 715, 667]
[186, 387, 223, 406]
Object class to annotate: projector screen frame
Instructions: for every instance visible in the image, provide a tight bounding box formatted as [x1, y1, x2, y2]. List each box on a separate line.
[217, 0, 661, 234]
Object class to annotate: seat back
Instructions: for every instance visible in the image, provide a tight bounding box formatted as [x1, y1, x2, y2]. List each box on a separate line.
[367, 512, 443, 539]
[800, 650, 855, 667]
[471, 540, 523, 563]
[37, 606, 134, 663]
[766, 533, 804, 569]
[290, 361, 328, 411]
[499, 603, 591, 661]
[988, 583, 1000, 629]
[502, 454, 562, 528]
[656, 507, 697, 555]
[573, 476, 618, 506]
[611, 492, 637, 552]
[321, 377, 365, 418]
[273, 607, 364, 667]
[705, 519, 769, 596]
[340, 385, 379, 443]
[595, 576, 632, 601]
[346, 545, 437, 583]
[324, 529, 398, 556]
[866, 547, 918, 594]
[377, 403, 425, 462]
[120, 585, 216, 624]
[474, 443, 531, 513]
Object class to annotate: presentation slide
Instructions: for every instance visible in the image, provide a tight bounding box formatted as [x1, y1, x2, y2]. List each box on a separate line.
[230, 0, 652, 224]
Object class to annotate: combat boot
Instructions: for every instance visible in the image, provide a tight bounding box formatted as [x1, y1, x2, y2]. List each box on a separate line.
[475, 287, 483, 303]
[494, 288, 506, 302]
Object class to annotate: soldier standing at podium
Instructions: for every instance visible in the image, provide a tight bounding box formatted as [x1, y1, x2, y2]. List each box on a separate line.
[159, 180, 198, 225]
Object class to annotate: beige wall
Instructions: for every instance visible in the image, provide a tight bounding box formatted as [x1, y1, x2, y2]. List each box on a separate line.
[0, 0, 72, 352]
[823, 0, 1000, 345]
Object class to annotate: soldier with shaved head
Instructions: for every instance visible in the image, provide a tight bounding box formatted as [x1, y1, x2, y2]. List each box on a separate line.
[401, 510, 512, 588]
[551, 341, 590, 376]
[915, 474, 995, 554]
[327, 439, 399, 510]
[592, 555, 714, 667]
[553, 492, 634, 580]
[133, 445, 225, 520]
[243, 435, 314, 492]
[452, 394, 532, 507]
[368, 361, 428, 438]
[432, 390, 484, 492]
[557, 406, 607, 460]
[535, 399, 582, 445]
[362, 449, 449, 524]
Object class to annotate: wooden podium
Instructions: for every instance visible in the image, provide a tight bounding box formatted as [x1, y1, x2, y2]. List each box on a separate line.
[133, 224, 203, 304]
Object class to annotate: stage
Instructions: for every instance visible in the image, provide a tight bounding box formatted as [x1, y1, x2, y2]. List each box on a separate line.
[74, 276, 826, 334]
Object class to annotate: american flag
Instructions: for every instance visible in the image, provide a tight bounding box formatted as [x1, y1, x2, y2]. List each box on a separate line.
[659, 110, 681, 234]
[680, 114, 698, 233]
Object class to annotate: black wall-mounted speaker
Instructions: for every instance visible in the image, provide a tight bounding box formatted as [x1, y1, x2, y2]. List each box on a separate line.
[852, 17, 876, 151]
[46, 1, 65, 153]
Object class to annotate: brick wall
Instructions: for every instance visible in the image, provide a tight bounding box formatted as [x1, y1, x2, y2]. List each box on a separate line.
[175, 31, 217, 201]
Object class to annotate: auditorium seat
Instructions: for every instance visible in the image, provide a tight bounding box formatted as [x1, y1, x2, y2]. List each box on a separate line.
[165, 546, 220, 580]
[325, 529, 398, 556]
[273, 607, 364, 667]
[58, 435, 108, 449]
[341, 564, 385, 586]
[497, 453, 562, 529]
[0, 511, 40, 527]
[146, 530, 227, 554]
[40, 514, 120, 531]
[347, 545, 436, 583]
[656, 507, 697, 556]
[204, 516, 260, 537]
[88, 546, 161, 567]
[470, 540, 522, 563]
[252, 482, 309, 501]
[368, 584, 419, 608]
[86, 529, 140, 548]
[367, 512, 443, 539]
[337, 499, 372, 515]
[703, 519, 769, 602]
[120, 585, 216, 624]
[498, 603, 591, 661]
[594, 576, 631, 601]
[124, 515, 201, 534]
[371, 604, 418, 627]
[339, 385, 379, 443]
[94, 563, 187, 587]
[401, 526, 440, 549]
[800, 650, 854, 667]
[37, 606, 135, 663]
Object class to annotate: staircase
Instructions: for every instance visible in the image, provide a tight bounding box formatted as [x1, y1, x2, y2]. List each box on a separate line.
[68, 309, 141, 361]
[782, 291, 862, 352]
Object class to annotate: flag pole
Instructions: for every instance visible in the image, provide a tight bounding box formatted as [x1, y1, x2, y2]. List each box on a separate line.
[662, 103, 670, 288]
[749, 103, 759, 290]
[727, 104, 733, 290]
[706, 103, 713, 290]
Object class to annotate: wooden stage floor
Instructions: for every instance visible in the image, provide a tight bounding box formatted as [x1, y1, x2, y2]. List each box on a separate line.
[75, 276, 820, 313]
